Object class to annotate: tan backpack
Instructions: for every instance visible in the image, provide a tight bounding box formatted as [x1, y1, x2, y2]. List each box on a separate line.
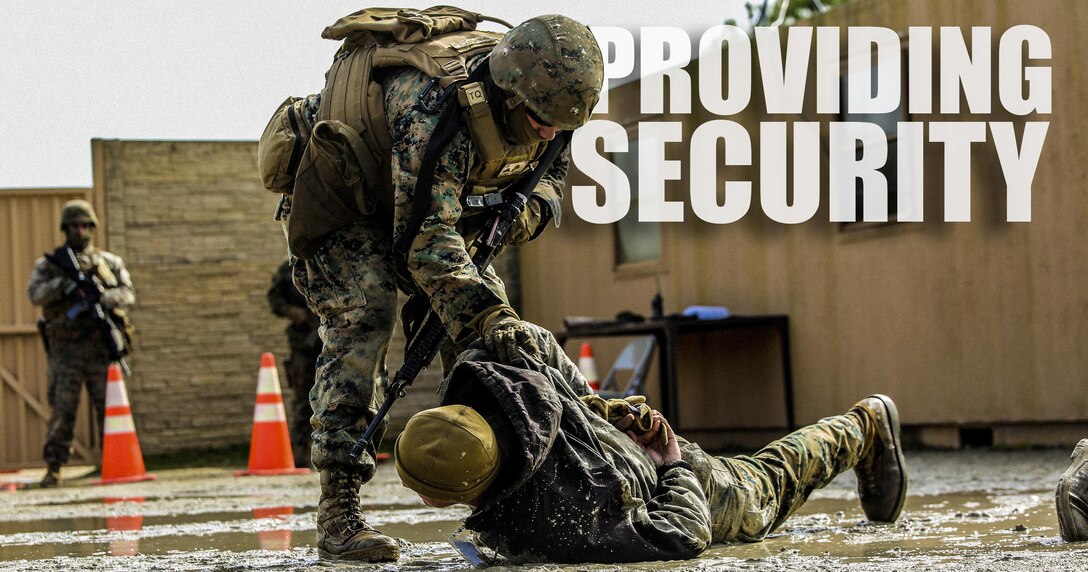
[257, 6, 513, 258]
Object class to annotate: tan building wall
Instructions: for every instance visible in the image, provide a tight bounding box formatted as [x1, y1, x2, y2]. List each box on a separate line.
[93, 139, 291, 453]
[522, 0, 1088, 447]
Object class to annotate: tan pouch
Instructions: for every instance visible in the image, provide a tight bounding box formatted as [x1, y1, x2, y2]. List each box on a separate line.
[258, 97, 313, 193]
[288, 120, 379, 259]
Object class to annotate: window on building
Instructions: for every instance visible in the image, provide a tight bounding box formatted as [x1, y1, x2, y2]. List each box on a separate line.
[612, 136, 662, 267]
[838, 44, 910, 228]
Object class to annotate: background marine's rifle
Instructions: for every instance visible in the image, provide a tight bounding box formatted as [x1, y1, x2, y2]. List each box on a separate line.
[44, 246, 131, 376]
[350, 131, 572, 462]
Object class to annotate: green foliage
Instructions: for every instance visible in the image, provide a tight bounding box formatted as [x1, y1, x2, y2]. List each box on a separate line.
[743, 0, 856, 27]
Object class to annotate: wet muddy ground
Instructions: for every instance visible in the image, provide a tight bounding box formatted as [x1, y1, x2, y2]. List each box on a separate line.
[2, 448, 1087, 571]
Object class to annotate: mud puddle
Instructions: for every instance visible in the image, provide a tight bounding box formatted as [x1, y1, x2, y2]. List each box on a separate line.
[1, 450, 1086, 571]
[0, 502, 470, 562]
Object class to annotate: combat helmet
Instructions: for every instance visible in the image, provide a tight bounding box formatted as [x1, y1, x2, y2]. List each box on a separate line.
[489, 14, 604, 131]
[60, 200, 98, 231]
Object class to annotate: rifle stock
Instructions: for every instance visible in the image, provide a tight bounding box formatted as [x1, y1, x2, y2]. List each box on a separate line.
[349, 131, 572, 462]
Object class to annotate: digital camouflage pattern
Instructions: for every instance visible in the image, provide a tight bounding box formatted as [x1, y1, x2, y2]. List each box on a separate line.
[39, 339, 110, 465]
[437, 323, 874, 562]
[384, 57, 567, 341]
[489, 15, 604, 130]
[681, 408, 871, 543]
[28, 245, 135, 466]
[295, 52, 569, 475]
[268, 259, 322, 468]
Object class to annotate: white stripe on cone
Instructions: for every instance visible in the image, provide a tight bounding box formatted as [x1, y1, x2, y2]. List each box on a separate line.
[106, 378, 130, 407]
[257, 366, 282, 395]
[253, 404, 287, 423]
[104, 415, 136, 435]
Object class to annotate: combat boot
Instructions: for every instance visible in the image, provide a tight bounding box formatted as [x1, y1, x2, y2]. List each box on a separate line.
[39, 464, 61, 488]
[851, 394, 907, 522]
[316, 469, 400, 562]
[1056, 439, 1088, 542]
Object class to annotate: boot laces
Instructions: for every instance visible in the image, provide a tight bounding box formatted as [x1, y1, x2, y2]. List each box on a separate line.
[331, 474, 366, 534]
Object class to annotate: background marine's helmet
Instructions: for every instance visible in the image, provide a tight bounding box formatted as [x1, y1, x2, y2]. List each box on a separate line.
[59, 200, 99, 231]
[490, 14, 604, 131]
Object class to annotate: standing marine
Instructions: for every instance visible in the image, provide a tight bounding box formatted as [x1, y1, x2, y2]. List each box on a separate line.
[259, 8, 604, 563]
[27, 200, 135, 487]
[267, 259, 321, 468]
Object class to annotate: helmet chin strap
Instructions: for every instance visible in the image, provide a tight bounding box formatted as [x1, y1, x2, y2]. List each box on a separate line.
[502, 93, 523, 111]
[489, 85, 541, 145]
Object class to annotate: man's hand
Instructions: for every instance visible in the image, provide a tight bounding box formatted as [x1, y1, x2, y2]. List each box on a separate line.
[504, 196, 545, 246]
[629, 411, 681, 468]
[60, 277, 79, 296]
[482, 312, 540, 364]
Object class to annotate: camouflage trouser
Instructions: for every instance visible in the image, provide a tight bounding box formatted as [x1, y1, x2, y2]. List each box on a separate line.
[292, 217, 510, 480]
[284, 348, 318, 469]
[42, 336, 111, 466]
[681, 409, 873, 543]
[292, 218, 398, 480]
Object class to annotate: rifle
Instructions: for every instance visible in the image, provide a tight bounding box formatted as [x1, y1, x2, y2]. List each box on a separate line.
[44, 246, 131, 376]
[36, 317, 50, 353]
[349, 131, 573, 462]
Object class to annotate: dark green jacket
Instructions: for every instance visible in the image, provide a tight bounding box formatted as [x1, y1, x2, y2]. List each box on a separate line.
[441, 355, 712, 563]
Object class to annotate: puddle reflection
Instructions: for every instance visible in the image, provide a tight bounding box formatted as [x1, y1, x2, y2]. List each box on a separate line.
[103, 496, 144, 556]
[253, 506, 293, 550]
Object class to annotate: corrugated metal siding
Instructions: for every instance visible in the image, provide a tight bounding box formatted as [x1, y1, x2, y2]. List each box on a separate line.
[0, 188, 99, 470]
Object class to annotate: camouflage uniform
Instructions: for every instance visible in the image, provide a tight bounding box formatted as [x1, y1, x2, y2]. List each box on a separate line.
[267, 259, 321, 468]
[28, 246, 134, 468]
[292, 56, 568, 476]
[283, 12, 604, 562]
[437, 325, 875, 562]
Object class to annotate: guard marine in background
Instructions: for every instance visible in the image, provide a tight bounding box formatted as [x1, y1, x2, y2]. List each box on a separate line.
[27, 200, 135, 488]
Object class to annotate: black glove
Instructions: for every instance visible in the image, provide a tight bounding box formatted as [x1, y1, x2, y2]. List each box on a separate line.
[504, 196, 548, 246]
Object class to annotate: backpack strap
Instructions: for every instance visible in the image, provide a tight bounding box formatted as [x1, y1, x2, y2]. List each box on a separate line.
[391, 64, 483, 290]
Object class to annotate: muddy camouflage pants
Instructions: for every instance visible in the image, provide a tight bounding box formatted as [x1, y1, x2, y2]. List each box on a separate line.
[292, 218, 398, 479]
[42, 337, 111, 466]
[680, 409, 873, 543]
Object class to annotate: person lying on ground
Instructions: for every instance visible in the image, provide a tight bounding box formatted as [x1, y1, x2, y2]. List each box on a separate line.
[393, 323, 907, 563]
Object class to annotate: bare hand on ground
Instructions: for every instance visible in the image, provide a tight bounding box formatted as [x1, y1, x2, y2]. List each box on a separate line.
[629, 411, 680, 467]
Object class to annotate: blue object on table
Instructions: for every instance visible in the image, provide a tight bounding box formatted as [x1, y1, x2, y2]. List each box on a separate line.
[681, 305, 731, 320]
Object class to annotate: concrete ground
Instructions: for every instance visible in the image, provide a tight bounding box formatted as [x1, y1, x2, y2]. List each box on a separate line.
[1, 448, 1087, 571]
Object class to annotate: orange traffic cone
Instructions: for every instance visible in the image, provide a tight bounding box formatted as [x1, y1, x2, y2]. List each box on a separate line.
[97, 364, 156, 485]
[578, 342, 601, 392]
[236, 353, 310, 476]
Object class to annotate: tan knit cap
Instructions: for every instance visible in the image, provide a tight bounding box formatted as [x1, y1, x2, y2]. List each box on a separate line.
[395, 405, 501, 503]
